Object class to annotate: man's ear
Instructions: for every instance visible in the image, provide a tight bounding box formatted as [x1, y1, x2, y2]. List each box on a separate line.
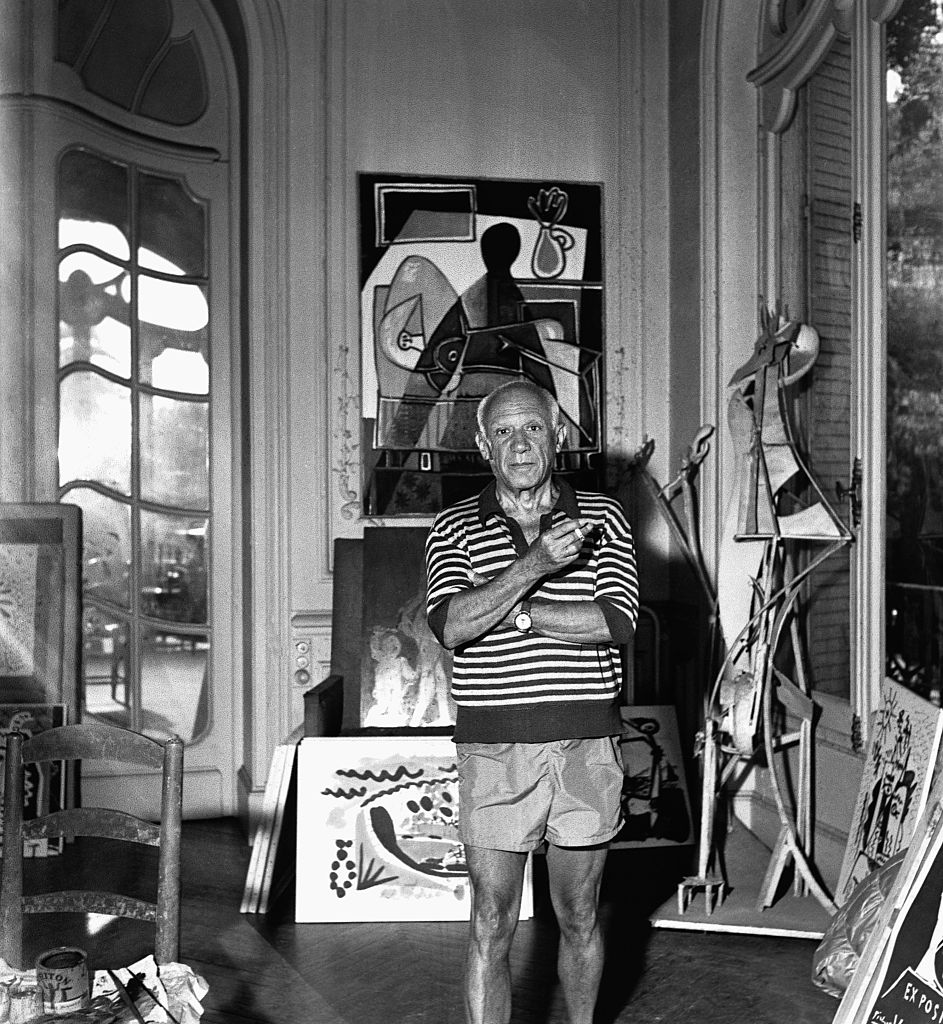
[555, 423, 566, 452]
[476, 432, 492, 460]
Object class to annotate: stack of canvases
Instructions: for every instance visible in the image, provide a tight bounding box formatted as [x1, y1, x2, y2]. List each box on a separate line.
[250, 526, 693, 925]
[815, 677, 943, 1023]
[291, 526, 522, 924]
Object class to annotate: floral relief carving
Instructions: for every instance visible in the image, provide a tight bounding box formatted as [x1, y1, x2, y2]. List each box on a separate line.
[332, 335, 361, 521]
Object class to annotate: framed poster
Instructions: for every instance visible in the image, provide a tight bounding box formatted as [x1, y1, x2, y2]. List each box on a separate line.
[835, 775, 943, 1023]
[835, 678, 943, 905]
[611, 705, 693, 849]
[0, 704, 68, 858]
[295, 736, 533, 922]
[359, 172, 605, 515]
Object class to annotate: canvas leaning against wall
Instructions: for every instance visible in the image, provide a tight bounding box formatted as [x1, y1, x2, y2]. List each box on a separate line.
[295, 736, 534, 923]
[834, 774, 943, 1024]
[356, 527, 455, 731]
[359, 172, 605, 516]
[611, 705, 693, 849]
[835, 678, 943, 905]
[0, 704, 67, 858]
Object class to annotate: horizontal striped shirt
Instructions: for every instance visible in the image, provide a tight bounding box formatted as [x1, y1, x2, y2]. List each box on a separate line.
[425, 479, 639, 742]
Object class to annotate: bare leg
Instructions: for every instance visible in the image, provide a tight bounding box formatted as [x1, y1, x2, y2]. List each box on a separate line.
[464, 844, 528, 1024]
[545, 843, 609, 1024]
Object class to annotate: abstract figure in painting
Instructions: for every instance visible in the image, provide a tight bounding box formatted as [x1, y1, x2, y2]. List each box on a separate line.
[397, 591, 453, 728]
[295, 738, 507, 923]
[358, 527, 455, 730]
[615, 707, 693, 847]
[363, 627, 419, 728]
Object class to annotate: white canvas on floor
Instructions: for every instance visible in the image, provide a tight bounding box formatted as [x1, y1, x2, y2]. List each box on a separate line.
[295, 736, 533, 923]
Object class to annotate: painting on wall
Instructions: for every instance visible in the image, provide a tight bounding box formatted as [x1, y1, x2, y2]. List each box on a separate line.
[353, 527, 455, 732]
[0, 704, 68, 858]
[359, 172, 605, 516]
[295, 736, 534, 922]
[835, 678, 943, 905]
[611, 705, 693, 848]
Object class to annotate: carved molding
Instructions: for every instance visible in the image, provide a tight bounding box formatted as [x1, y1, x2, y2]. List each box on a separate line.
[748, 0, 851, 133]
[749, 0, 904, 134]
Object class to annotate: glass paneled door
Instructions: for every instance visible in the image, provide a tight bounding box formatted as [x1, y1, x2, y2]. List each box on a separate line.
[885, 5, 943, 706]
[58, 147, 215, 746]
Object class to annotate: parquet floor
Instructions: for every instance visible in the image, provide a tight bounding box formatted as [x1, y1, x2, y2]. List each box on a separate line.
[19, 819, 841, 1024]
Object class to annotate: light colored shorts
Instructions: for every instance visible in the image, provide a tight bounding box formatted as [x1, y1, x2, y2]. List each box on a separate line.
[456, 736, 624, 852]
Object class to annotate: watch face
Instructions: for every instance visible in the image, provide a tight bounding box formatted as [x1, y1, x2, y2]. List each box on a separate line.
[514, 610, 532, 632]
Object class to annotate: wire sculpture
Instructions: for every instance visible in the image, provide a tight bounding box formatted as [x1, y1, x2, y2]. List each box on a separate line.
[631, 304, 855, 917]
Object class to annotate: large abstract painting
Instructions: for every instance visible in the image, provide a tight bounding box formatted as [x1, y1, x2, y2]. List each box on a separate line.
[611, 705, 693, 848]
[835, 678, 943, 905]
[295, 736, 533, 922]
[0, 704, 67, 858]
[359, 173, 604, 515]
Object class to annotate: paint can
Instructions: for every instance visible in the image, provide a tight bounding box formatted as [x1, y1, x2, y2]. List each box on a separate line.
[35, 946, 90, 1014]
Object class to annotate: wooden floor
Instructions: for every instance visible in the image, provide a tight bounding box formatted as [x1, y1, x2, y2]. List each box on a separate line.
[18, 818, 841, 1024]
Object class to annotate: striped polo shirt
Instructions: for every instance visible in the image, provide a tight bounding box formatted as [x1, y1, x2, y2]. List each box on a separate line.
[425, 479, 639, 743]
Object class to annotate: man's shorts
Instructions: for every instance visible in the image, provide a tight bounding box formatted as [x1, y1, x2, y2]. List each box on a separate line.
[456, 736, 624, 852]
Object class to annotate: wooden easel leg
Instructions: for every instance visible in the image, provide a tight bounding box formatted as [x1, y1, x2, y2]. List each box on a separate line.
[757, 826, 792, 911]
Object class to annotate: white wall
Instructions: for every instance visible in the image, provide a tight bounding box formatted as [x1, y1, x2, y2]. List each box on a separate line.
[244, 0, 674, 810]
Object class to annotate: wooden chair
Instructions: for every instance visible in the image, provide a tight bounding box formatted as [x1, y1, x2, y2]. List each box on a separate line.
[0, 722, 183, 970]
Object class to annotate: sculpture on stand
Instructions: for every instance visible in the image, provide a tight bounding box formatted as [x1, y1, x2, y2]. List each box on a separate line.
[632, 304, 855, 918]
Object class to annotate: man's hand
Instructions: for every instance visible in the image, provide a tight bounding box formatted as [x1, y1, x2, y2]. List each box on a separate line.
[438, 518, 597, 649]
[523, 517, 594, 576]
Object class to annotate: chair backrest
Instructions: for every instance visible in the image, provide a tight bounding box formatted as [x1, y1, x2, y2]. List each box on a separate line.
[0, 722, 183, 970]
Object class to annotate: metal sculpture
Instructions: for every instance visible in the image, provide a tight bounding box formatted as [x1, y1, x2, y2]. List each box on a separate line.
[632, 305, 855, 917]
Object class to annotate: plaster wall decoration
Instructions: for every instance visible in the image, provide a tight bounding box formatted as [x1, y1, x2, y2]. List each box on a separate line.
[332, 333, 362, 522]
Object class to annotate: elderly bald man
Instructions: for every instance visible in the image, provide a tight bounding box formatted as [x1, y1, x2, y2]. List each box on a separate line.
[425, 379, 639, 1024]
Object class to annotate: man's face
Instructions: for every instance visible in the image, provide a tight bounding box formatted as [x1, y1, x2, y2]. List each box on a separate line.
[476, 387, 563, 493]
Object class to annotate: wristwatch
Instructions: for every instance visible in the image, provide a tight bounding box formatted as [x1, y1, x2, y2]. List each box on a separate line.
[514, 599, 533, 633]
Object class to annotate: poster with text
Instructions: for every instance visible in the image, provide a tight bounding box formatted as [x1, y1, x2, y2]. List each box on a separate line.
[835, 678, 943, 905]
[840, 807, 943, 1023]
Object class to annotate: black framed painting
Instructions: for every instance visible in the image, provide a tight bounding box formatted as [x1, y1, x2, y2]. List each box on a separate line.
[359, 173, 605, 516]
